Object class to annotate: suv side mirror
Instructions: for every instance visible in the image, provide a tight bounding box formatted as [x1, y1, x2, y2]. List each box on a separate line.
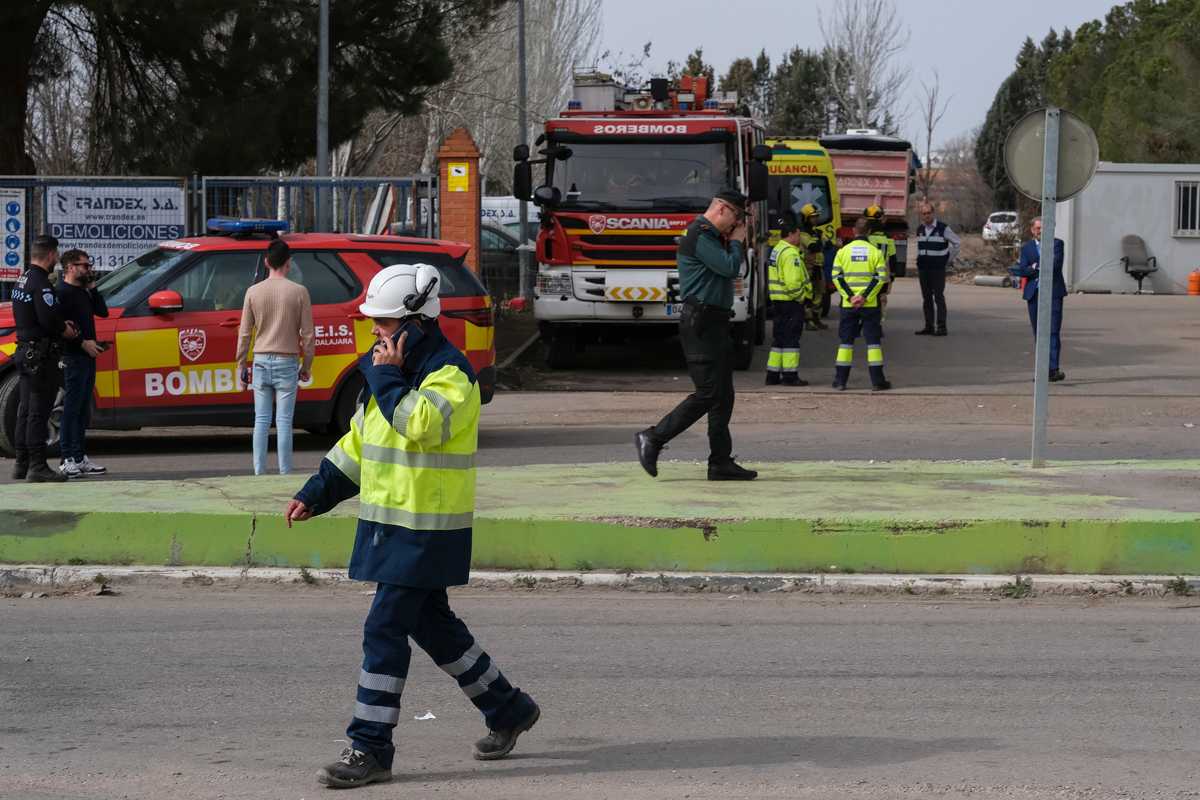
[748, 160, 769, 202]
[513, 144, 530, 161]
[751, 143, 772, 162]
[148, 289, 184, 313]
[513, 161, 533, 201]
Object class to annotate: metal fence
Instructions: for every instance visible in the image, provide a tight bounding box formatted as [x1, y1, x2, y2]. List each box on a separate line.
[0, 173, 438, 297]
[201, 175, 436, 238]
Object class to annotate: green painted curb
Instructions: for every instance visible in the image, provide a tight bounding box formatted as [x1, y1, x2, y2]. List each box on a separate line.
[1, 461, 1197, 575]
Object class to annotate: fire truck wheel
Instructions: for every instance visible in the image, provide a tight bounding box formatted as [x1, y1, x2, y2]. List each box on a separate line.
[0, 371, 17, 457]
[544, 327, 576, 370]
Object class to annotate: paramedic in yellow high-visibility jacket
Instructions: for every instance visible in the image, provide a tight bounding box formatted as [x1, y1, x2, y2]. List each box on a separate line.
[286, 263, 539, 790]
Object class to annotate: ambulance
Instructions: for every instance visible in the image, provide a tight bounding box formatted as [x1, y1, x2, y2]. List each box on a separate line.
[763, 138, 841, 246]
[0, 219, 496, 455]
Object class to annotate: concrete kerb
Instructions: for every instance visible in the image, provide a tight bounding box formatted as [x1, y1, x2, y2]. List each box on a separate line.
[3, 565, 1197, 597]
[0, 460, 1197, 575]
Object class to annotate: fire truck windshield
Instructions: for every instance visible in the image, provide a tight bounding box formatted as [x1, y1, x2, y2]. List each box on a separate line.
[550, 141, 732, 212]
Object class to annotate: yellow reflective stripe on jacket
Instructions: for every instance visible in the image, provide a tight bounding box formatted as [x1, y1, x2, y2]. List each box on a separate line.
[357, 502, 474, 531]
[391, 365, 473, 448]
[326, 441, 361, 484]
[325, 405, 364, 484]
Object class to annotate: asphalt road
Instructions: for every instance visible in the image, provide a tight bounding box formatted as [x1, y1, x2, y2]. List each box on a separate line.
[4, 282, 1199, 481]
[3, 584, 1199, 799]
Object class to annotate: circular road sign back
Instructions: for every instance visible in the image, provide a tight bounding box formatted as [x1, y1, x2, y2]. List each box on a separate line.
[1004, 107, 1099, 202]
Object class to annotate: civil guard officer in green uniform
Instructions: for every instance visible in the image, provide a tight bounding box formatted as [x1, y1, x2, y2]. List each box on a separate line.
[287, 263, 539, 789]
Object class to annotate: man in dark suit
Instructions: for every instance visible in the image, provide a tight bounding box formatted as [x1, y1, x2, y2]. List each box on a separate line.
[1014, 217, 1067, 382]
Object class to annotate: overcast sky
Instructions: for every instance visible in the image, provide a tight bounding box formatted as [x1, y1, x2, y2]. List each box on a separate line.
[598, 0, 1116, 150]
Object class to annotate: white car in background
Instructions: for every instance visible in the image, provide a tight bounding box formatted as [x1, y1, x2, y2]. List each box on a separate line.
[982, 211, 1019, 241]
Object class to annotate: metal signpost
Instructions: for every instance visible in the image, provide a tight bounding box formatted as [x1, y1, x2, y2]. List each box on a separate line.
[1004, 107, 1099, 467]
[516, 0, 532, 302]
[316, 0, 331, 232]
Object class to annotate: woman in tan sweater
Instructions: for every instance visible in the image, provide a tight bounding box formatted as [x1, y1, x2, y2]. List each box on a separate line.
[235, 240, 315, 474]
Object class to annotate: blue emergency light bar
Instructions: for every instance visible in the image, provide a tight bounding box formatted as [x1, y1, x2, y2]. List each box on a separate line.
[206, 217, 290, 235]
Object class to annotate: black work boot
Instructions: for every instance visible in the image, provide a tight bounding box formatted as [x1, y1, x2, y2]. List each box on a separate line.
[634, 428, 663, 478]
[11, 450, 29, 481]
[316, 747, 391, 789]
[934, 326, 948, 337]
[474, 700, 541, 761]
[27, 461, 67, 483]
[781, 374, 808, 387]
[765, 372, 781, 386]
[914, 327, 934, 335]
[708, 459, 758, 481]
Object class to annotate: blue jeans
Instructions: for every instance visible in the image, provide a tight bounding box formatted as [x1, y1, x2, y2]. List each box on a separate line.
[1027, 295, 1064, 371]
[251, 354, 299, 475]
[60, 351, 96, 462]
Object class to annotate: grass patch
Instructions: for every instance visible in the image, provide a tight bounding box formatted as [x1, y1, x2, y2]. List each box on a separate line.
[1165, 576, 1192, 596]
[998, 575, 1034, 599]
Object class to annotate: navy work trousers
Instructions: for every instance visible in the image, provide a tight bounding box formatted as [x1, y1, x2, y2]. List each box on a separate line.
[917, 267, 947, 330]
[347, 583, 534, 769]
[1026, 295, 1063, 371]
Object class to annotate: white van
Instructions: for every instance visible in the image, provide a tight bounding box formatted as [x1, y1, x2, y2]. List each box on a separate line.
[481, 196, 538, 242]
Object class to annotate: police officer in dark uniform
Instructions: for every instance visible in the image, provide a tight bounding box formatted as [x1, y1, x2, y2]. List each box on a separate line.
[12, 234, 78, 482]
[635, 189, 757, 482]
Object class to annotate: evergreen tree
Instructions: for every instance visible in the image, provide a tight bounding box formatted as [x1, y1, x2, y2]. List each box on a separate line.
[1, 0, 505, 174]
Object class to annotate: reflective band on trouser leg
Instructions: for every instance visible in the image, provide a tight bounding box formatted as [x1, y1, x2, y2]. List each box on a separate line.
[782, 349, 800, 372]
[868, 344, 884, 366]
[836, 345, 854, 366]
[347, 584, 420, 769]
[767, 348, 784, 372]
[443, 644, 518, 729]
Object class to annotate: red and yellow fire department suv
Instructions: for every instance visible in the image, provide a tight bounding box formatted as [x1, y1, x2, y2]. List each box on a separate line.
[0, 221, 496, 455]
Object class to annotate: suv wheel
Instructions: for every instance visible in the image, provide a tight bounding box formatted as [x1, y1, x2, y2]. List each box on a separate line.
[0, 371, 18, 457]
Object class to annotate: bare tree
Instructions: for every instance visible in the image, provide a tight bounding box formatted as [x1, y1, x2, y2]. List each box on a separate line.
[917, 70, 952, 200]
[336, 0, 602, 192]
[934, 128, 992, 233]
[818, 0, 910, 131]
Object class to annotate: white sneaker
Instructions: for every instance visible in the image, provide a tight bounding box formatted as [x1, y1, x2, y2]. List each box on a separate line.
[59, 458, 82, 478]
[79, 456, 107, 476]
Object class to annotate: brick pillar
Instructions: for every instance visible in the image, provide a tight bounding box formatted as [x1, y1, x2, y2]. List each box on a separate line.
[436, 127, 482, 271]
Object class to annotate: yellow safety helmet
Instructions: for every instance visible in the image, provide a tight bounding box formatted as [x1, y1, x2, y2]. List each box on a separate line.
[799, 203, 819, 221]
[865, 205, 885, 221]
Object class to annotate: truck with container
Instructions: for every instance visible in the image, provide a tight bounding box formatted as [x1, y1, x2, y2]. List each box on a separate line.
[512, 72, 771, 369]
[819, 132, 916, 276]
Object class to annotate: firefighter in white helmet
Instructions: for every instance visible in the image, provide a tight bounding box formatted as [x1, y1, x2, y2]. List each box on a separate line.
[287, 263, 540, 789]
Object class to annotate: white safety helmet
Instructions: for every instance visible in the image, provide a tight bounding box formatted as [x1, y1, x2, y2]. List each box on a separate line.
[359, 263, 441, 319]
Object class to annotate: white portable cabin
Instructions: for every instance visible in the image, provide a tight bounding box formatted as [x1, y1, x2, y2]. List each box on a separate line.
[1056, 162, 1200, 294]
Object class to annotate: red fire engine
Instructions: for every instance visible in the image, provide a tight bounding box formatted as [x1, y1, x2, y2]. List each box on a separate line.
[514, 72, 770, 369]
